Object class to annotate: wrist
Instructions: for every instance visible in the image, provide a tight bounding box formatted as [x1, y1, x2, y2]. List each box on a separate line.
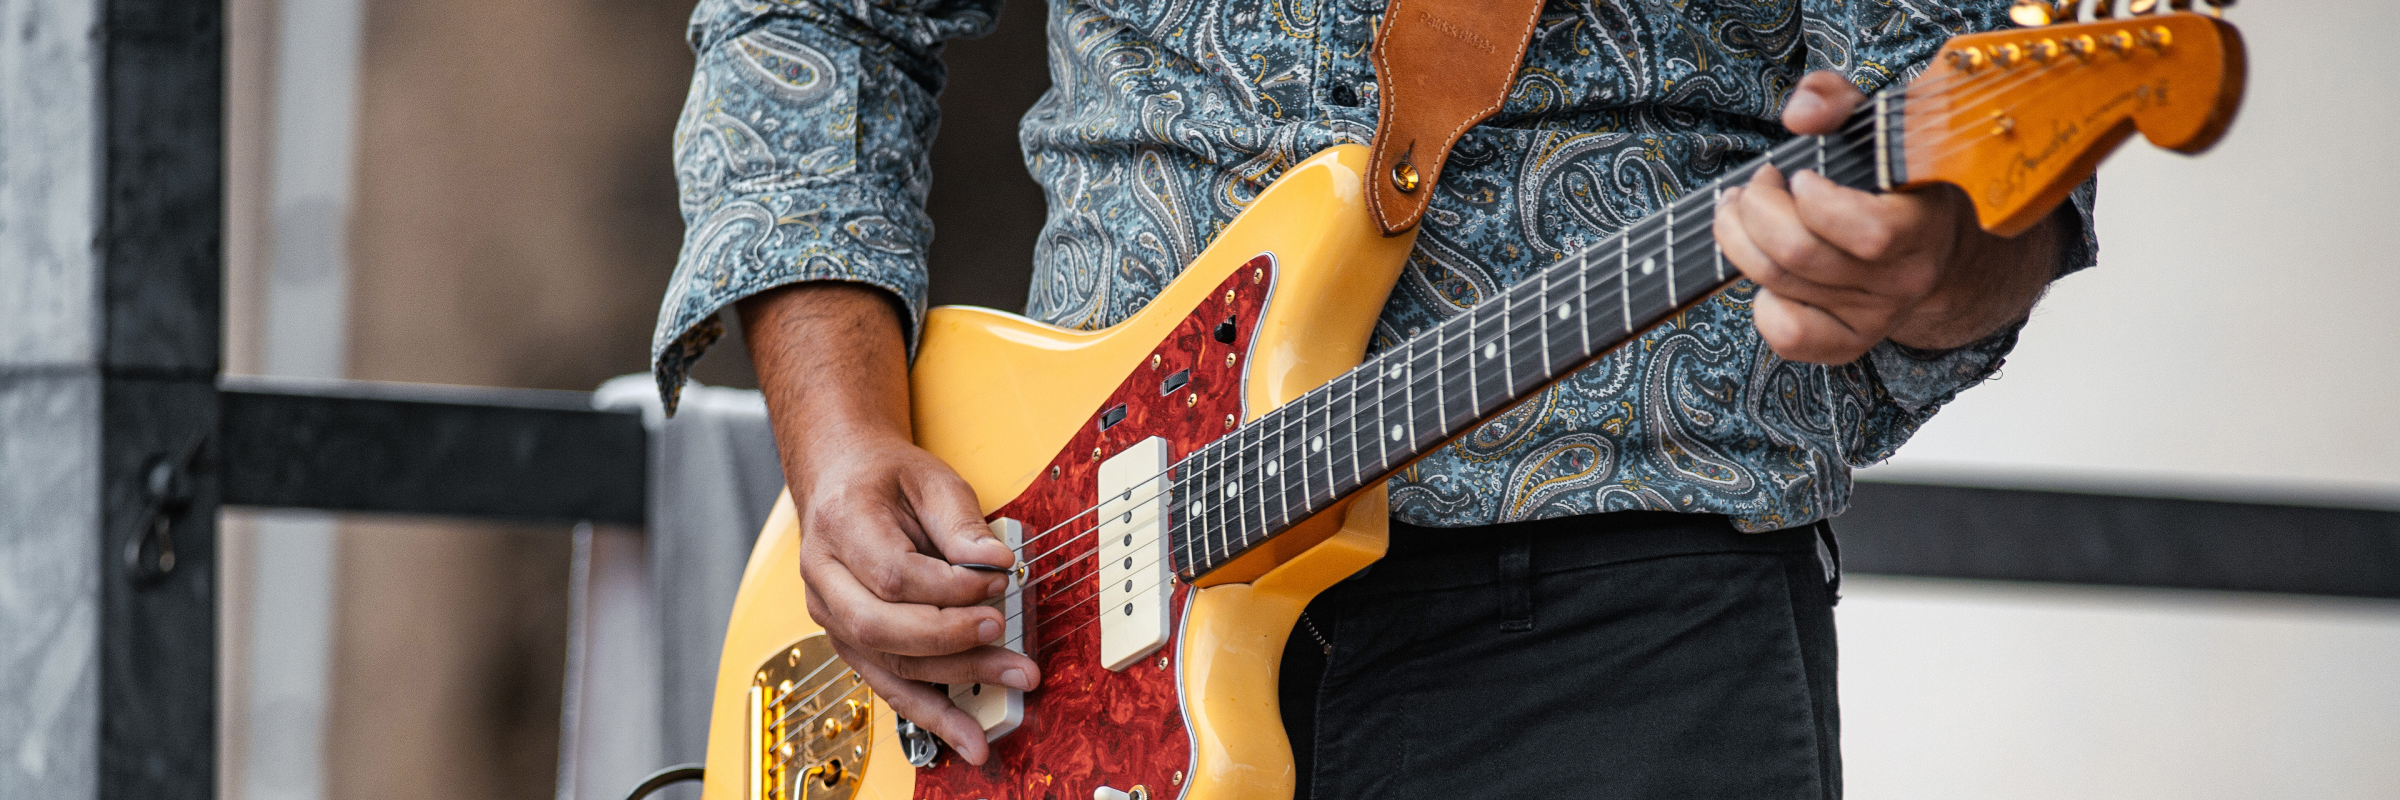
[1888, 212, 2058, 351]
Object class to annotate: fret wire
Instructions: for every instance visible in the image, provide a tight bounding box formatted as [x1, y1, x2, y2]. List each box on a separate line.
[1234, 416, 1252, 553]
[1320, 380, 1339, 503]
[1535, 272, 1551, 380]
[1344, 371, 1363, 491]
[1217, 432, 1237, 561]
[1618, 233, 1633, 333]
[1415, 341, 1443, 444]
[1498, 293, 1516, 402]
[1433, 323, 1449, 442]
[1712, 184, 1725, 283]
[1576, 253, 1592, 359]
[1274, 404, 1292, 532]
[1401, 343, 1419, 448]
[1206, 436, 1225, 565]
[1664, 203, 1677, 302]
[1465, 312, 1481, 418]
[1367, 353, 1387, 480]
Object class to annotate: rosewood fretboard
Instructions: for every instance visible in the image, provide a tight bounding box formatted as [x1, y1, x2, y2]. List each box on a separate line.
[1167, 104, 1888, 580]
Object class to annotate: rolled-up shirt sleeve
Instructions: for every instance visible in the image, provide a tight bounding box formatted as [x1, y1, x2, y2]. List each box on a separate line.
[653, 0, 998, 413]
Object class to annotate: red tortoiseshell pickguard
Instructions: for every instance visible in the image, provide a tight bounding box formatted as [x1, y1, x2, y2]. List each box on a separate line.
[912, 255, 1276, 800]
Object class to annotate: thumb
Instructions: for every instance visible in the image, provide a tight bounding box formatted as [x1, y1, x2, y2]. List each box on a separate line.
[907, 465, 1015, 571]
[1782, 70, 1865, 136]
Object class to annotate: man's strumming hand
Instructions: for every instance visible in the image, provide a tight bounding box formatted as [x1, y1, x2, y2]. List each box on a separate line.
[739, 282, 1039, 766]
[1717, 70, 2062, 365]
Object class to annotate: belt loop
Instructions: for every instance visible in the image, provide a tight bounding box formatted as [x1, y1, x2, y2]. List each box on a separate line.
[1813, 519, 1842, 605]
[1498, 533, 1534, 631]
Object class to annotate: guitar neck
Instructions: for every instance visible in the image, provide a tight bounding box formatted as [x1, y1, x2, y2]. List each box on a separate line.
[1168, 103, 1887, 580]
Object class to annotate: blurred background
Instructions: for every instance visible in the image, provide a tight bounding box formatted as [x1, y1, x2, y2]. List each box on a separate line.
[120, 0, 2400, 798]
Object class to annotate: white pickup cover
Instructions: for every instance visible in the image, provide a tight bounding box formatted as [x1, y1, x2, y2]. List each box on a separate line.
[1096, 437, 1173, 672]
[948, 517, 1026, 740]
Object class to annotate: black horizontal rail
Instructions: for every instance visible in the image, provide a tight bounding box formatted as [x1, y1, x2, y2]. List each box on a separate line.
[209, 376, 2400, 600]
[218, 377, 646, 525]
[1840, 481, 2400, 600]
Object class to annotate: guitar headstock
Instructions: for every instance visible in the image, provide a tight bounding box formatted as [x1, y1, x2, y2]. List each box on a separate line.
[1887, 2, 2247, 235]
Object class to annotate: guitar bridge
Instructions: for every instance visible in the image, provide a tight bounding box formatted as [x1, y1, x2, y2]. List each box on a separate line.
[749, 634, 872, 800]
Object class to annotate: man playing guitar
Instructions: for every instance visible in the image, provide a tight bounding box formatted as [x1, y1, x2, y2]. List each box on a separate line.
[656, 1, 2093, 795]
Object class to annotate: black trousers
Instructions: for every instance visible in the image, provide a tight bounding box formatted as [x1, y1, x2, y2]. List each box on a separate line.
[1280, 511, 1842, 800]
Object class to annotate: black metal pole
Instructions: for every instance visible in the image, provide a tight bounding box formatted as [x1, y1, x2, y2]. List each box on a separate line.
[98, 2, 224, 797]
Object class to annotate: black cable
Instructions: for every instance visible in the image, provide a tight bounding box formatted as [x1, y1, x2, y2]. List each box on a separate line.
[623, 764, 704, 800]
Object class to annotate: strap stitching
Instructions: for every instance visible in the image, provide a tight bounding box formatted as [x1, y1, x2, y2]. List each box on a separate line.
[1366, 0, 1546, 233]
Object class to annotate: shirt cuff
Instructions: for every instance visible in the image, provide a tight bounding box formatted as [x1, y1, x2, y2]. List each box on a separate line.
[650, 182, 932, 414]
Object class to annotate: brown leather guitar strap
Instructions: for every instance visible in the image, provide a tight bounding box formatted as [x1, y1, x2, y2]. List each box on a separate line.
[1366, 0, 1546, 236]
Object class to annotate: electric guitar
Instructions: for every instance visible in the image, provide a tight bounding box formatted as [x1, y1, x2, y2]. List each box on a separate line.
[695, 8, 2245, 800]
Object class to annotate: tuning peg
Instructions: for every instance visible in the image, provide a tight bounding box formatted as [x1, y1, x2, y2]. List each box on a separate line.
[2092, 0, 2117, 18]
[2126, 0, 2159, 13]
[2200, 0, 2233, 15]
[2168, 0, 2194, 10]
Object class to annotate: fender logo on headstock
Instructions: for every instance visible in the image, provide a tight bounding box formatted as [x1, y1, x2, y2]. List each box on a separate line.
[1897, 12, 2244, 236]
[1992, 77, 2171, 210]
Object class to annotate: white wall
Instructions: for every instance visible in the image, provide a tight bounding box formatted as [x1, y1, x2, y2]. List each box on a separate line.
[1843, 5, 2400, 797]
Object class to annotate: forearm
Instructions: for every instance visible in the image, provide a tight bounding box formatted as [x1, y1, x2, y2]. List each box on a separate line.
[739, 282, 916, 496]
[1886, 208, 2064, 351]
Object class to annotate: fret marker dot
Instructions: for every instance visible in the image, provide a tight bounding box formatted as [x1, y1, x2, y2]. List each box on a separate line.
[1388, 364, 1403, 379]
[1641, 257, 1657, 275]
[1225, 482, 1239, 497]
[1483, 343, 1498, 360]
[1389, 424, 1403, 442]
[1557, 304, 1570, 320]
[1266, 461, 1278, 476]
[1311, 436, 1325, 452]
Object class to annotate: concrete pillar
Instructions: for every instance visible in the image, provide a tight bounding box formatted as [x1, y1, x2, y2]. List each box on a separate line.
[0, 1, 223, 798]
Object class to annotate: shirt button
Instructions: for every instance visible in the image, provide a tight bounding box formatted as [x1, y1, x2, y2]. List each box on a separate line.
[1328, 84, 1359, 107]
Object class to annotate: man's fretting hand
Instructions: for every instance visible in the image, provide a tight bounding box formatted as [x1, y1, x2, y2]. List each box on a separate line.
[738, 282, 1040, 766]
[1717, 70, 2061, 365]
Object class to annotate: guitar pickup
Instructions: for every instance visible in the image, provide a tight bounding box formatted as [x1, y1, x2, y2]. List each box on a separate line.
[1096, 437, 1172, 672]
[948, 517, 1027, 741]
[1158, 369, 1189, 396]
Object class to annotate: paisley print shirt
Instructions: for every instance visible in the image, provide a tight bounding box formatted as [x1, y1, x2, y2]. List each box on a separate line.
[656, 0, 2097, 532]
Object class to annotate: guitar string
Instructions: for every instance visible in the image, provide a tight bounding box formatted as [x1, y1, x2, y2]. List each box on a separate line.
[764, 54, 2100, 711]
[1002, 94, 2036, 649]
[759, 53, 2099, 735]
[1015, 142, 1908, 656]
[752, 48, 2122, 747]
[996, 48, 2087, 572]
[1019, 151, 1919, 657]
[1015, 42, 2097, 631]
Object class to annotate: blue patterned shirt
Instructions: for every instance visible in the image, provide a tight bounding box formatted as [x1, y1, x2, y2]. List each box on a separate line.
[655, 0, 2096, 532]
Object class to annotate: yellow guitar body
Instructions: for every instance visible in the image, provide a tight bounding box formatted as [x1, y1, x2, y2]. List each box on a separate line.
[701, 144, 1418, 800]
[697, 13, 2251, 794]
